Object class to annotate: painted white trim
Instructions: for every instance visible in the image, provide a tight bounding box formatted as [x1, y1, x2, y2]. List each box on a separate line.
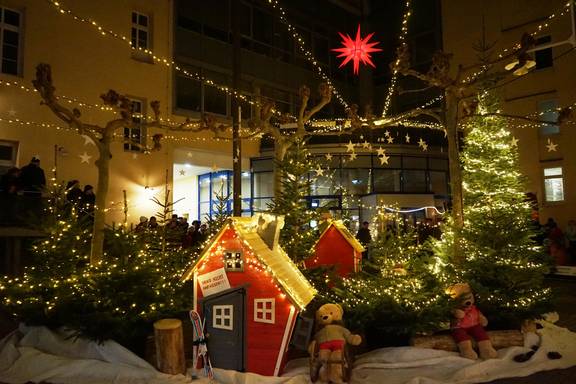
[254, 298, 275, 324]
[274, 305, 296, 376]
[213, 304, 234, 330]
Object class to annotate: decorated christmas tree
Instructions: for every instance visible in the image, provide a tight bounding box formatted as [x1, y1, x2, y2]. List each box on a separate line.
[0, 189, 192, 353]
[270, 140, 320, 263]
[433, 93, 552, 327]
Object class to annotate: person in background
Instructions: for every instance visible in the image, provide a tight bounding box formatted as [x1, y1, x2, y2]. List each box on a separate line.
[148, 216, 159, 230]
[81, 185, 96, 221]
[356, 221, 372, 260]
[19, 157, 46, 196]
[546, 218, 567, 265]
[65, 180, 83, 206]
[1, 167, 21, 195]
[135, 216, 148, 232]
[0, 167, 21, 224]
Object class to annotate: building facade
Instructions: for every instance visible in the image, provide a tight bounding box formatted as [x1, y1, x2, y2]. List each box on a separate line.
[442, 0, 576, 228]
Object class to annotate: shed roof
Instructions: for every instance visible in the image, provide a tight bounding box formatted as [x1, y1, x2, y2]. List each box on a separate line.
[317, 220, 365, 253]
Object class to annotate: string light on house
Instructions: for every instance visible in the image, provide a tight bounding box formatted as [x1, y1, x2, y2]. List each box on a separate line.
[265, 0, 350, 109]
[44, 0, 275, 114]
[382, 0, 412, 117]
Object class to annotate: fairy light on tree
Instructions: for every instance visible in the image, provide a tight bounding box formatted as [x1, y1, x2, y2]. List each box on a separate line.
[432, 93, 552, 326]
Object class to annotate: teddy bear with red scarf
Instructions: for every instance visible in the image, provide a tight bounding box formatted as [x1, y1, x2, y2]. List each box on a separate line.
[447, 283, 498, 360]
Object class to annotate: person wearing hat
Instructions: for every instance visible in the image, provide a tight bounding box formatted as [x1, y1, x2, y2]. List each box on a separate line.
[135, 216, 148, 232]
[19, 157, 46, 196]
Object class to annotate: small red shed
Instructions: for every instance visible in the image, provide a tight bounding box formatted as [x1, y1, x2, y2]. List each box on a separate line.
[305, 219, 365, 277]
[181, 214, 316, 376]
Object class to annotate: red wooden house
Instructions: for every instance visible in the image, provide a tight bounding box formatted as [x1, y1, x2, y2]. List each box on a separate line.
[181, 214, 316, 376]
[305, 219, 365, 277]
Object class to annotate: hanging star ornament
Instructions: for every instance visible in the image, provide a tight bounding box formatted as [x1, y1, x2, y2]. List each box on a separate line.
[379, 154, 390, 165]
[332, 25, 382, 75]
[546, 138, 558, 152]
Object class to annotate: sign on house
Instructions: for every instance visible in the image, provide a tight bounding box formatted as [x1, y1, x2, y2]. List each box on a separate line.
[198, 267, 231, 297]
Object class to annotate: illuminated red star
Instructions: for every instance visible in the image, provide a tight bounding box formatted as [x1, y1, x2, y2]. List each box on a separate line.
[332, 25, 382, 75]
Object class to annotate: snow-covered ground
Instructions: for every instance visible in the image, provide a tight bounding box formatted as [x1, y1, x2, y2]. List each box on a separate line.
[1, 319, 575, 384]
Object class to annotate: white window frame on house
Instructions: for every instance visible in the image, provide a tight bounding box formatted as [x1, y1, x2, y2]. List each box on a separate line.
[254, 298, 275, 324]
[0, 6, 22, 76]
[543, 166, 564, 203]
[213, 304, 234, 330]
[131, 11, 150, 51]
[124, 98, 146, 152]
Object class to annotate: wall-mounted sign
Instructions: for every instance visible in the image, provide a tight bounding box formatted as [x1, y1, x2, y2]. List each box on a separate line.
[198, 267, 231, 297]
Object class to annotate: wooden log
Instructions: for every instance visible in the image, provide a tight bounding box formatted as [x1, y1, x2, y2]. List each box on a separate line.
[154, 318, 186, 375]
[411, 330, 524, 352]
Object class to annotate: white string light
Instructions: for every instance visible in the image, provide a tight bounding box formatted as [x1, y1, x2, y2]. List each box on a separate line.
[382, 0, 412, 117]
[265, 0, 350, 109]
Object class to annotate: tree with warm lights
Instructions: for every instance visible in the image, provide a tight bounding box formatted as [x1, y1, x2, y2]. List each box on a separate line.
[0, 189, 192, 351]
[432, 93, 552, 327]
[269, 140, 320, 263]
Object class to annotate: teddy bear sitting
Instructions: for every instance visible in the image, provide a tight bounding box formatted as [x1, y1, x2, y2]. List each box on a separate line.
[447, 283, 498, 360]
[308, 303, 361, 383]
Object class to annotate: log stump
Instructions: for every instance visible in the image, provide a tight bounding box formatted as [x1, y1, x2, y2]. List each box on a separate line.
[411, 330, 524, 352]
[154, 318, 186, 375]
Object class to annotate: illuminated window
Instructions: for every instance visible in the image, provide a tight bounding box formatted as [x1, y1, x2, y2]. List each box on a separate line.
[213, 305, 233, 330]
[1, 7, 21, 75]
[224, 250, 243, 272]
[124, 99, 145, 152]
[254, 298, 275, 324]
[543, 167, 564, 202]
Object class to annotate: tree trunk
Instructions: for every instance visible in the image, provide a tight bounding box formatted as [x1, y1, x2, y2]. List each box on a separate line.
[445, 90, 464, 264]
[90, 138, 112, 264]
[411, 329, 524, 351]
[231, 0, 242, 216]
[273, 141, 289, 198]
[154, 318, 186, 375]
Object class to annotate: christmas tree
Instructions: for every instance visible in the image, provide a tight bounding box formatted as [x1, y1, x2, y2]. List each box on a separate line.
[433, 93, 551, 327]
[0, 190, 192, 353]
[270, 140, 320, 263]
[331, 213, 449, 347]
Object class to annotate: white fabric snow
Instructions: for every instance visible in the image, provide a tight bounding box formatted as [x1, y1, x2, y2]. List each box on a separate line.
[1, 320, 575, 384]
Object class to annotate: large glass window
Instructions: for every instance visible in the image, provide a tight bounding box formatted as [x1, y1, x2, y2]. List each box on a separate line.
[534, 36, 553, 69]
[1, 7, 21, 75]
[131, 12, 150, 51]
[429, 171, 448, 195]
[538, 99, 559, 135]
[403, 170, 427, 193]
[373, 170, 401, 193]
[543, 167, 564, 202]
[341, 169, 370, 195]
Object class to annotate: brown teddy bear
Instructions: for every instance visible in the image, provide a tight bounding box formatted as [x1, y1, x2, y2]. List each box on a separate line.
[308, 303, 361, 383]
[447, 283, 498, 360]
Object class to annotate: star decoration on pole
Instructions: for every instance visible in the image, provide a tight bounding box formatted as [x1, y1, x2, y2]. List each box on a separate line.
[79, 152, 92, 164]
[332, 25, 382, 75]
[546, 138, 558, 152]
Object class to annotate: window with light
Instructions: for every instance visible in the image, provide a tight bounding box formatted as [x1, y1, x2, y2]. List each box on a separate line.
[543, 167, 564, 202]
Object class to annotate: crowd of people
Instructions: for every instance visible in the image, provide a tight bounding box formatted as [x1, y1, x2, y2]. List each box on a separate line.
[134, 214, 210, 249]
[64, 180, 95, 224]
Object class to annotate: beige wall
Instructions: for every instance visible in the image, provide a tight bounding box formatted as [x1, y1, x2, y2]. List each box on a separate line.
[442, 0, 576, 228]
[0, 0, 259, 224]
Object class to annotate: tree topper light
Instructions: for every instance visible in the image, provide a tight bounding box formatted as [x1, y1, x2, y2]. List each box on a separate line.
[332, 25, 382, 75]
